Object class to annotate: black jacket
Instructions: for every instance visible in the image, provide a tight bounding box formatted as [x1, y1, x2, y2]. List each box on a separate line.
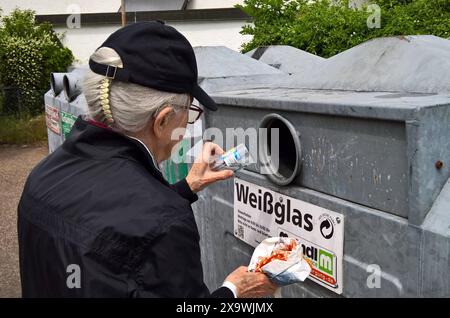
[18, 116, 232, 298]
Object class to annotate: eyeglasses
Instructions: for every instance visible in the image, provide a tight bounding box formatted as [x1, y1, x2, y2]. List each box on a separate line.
[160, 103, 204, 124]
[187, 104, 203, 124]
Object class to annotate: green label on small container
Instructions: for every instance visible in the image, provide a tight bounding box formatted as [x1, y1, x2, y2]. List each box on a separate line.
[61, 111, 78, 140]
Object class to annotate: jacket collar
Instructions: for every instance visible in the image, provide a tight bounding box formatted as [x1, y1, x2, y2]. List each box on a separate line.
[126, 135, 161, 173]
[62, 116, 169, 186]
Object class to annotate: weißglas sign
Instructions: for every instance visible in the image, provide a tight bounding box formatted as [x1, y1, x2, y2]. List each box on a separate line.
[233, 178, 345, 294]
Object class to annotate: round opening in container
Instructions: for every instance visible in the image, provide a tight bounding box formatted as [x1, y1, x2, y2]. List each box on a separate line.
[259, 113, 302, 186]
[63, 75, 71, 100]
[50, 73, 57, 93]
[50, 73, 64, 95]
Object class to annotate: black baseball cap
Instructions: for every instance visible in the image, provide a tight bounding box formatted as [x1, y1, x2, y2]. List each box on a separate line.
[89, 21, 217, 111]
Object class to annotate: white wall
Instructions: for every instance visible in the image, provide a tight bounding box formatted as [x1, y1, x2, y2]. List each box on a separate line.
[0, 0, 246, 15]
[56, 20, 252, 65]
[187, 0, 245, 9]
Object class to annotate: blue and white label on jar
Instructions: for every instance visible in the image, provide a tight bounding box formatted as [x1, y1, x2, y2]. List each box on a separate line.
[223, 147, 239, 167]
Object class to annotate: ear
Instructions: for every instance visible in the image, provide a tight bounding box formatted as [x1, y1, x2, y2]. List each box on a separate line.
[153, 106, 174, 138]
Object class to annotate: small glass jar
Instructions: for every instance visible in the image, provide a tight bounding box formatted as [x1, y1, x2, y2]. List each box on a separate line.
[210, 144, 251, 171]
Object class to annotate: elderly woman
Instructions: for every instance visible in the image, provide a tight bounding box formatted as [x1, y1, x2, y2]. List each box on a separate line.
[18, 21, 276, 298]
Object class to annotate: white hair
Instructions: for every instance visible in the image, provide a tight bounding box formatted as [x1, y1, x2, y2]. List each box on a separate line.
[83, 47, 190, 133]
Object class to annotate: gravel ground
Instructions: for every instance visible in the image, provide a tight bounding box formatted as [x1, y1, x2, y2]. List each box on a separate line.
[0, 144, 48, 298]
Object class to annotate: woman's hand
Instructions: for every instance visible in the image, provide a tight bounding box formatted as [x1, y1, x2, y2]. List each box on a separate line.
[186, 142, 234, 193]
[225, 266, 278, 298]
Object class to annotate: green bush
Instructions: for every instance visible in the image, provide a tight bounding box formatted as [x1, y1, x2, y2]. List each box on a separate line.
[0, 9, 74, 115]
[237, 0, 450, 57]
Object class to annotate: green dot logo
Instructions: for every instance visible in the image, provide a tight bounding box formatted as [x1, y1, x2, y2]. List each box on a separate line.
[320, 218, 334, 239]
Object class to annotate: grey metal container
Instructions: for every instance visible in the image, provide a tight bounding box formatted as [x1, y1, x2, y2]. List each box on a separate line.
[44, 89, 63, 153]
[46, 68, 89, 153]
[245, 45, 325, 74]
[197, 89, 450, 298]
[45, 72, 67, 153]
[194, 36, 450, 297]
[60, 69, 88, 141]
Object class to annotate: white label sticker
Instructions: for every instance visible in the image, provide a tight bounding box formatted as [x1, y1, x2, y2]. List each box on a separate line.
[233, 177, 345, 294]
[45, 104, 60, 135]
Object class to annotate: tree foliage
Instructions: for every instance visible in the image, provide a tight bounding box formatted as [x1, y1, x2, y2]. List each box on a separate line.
[237, 0, 450, 57]
[0, 9, 74, 115]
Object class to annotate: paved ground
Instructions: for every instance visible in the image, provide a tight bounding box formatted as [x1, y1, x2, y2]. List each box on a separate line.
[0, 144, 48, 298]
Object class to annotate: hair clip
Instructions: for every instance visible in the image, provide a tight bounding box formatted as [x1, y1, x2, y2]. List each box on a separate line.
[99, 78, 114, 125]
